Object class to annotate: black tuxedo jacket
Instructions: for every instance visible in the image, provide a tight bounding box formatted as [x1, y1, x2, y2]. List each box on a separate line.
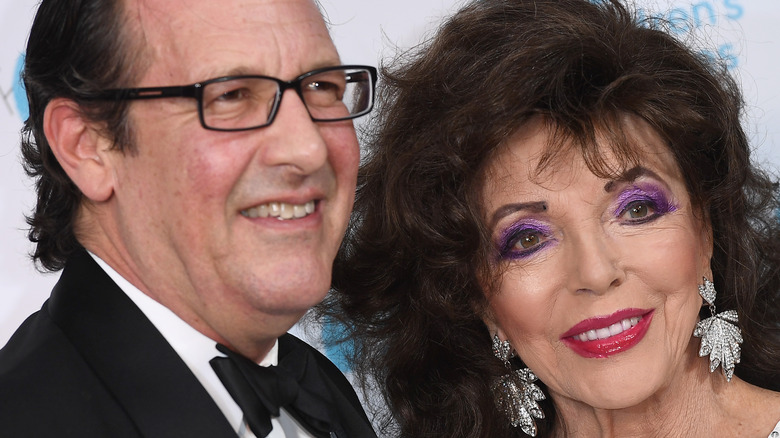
[0, 250, 376, 437]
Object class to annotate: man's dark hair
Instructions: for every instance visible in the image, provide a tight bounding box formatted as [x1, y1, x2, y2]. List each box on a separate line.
[21, 0, 148, 271]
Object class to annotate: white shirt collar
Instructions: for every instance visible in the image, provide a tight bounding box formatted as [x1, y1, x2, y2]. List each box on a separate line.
[87, 252, 314, 438]
[87, 251, 260, 433]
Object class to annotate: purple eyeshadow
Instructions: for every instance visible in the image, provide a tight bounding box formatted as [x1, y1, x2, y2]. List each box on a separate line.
[497, 218, 553, 260]
[613, 182, 678, 218]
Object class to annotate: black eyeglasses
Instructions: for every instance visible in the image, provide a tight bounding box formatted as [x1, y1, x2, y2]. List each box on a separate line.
[90, 65, 377, 132]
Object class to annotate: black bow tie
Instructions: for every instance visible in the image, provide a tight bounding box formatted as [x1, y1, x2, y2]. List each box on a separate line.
[210, 343, 336, 438]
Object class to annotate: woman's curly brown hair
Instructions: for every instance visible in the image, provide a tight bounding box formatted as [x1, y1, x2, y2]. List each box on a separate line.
[320, 0, 780, 436]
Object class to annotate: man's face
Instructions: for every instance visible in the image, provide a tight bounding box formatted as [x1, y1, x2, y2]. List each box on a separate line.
[105, 0, 359, 348]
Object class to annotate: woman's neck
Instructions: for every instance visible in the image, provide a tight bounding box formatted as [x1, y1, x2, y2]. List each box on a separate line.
[549, 342, 780, 437]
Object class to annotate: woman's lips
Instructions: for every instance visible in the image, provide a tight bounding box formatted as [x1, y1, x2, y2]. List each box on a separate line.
[560, 309, 654, 358]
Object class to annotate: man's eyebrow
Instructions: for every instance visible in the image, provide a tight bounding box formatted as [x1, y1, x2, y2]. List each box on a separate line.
[603, 166, 662, 193]
[200, 66, 265, 80]
[201, 61, 344, 81]
[488, 201, 547, 230]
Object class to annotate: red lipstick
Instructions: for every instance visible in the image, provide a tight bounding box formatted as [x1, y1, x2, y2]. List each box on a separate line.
[560, 308, 654, 358]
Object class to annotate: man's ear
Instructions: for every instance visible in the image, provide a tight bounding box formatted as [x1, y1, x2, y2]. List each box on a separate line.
[44, 98, 115, 202]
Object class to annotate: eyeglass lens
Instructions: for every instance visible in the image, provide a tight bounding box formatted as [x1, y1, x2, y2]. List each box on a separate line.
[200, 67, 373, 130]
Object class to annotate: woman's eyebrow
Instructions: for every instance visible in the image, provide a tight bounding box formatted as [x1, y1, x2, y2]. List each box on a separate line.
[489, 168, 665, 229]
[603, 166, 663, 193]
[489, 201, 547, 230]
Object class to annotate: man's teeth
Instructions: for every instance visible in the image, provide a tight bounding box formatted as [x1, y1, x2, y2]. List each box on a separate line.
[575, 316, 642, 342]
[241, 200, 315, 220]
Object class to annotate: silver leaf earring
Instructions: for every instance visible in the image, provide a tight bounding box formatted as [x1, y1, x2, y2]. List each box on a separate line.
[692, 277, 743, 381]
[491, 334, 545, 437]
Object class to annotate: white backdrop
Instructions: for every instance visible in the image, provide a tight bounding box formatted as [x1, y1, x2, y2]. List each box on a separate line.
[1, 0, 778, 357]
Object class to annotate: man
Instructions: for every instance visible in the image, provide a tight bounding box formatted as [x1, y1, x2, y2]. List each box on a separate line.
[0, 0, 377, 436]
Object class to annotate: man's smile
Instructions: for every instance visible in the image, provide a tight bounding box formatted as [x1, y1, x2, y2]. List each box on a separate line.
[240, 200, 317, 220]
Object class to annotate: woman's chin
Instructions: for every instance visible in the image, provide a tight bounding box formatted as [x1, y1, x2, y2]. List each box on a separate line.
[553, 362, 668, 411]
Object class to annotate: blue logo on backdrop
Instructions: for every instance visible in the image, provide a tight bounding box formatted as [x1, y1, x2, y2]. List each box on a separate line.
[321, 318, 354, 373]
[636, 0, 743, 69]
[639, 0, 743, 31]
[13, 54, 28, 122]
[0, 53, 26, 120]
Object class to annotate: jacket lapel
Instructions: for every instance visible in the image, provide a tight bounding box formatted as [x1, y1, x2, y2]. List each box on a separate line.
[279, 334, 377, 438]
[49, 250, 236, 438]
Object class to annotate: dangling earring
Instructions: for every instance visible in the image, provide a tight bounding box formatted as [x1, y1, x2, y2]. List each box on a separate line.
[692, 277, 743, 381]
[491, 334, 545, 437]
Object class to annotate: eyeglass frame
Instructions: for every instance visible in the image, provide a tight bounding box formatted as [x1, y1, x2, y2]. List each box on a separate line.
[87, 65, 378, 132]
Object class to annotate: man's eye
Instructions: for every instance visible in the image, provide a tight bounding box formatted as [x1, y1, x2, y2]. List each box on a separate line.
[217, 88, 249, 101]
[307, 80, 335, 91]
[304, 80, 344, 100]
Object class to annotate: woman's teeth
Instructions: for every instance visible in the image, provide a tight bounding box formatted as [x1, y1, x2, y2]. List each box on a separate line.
[241, 200, 315, 220]
[575, 316, 641, 342]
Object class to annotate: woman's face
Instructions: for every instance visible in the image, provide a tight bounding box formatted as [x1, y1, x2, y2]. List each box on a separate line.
[480, 117, 712, 409]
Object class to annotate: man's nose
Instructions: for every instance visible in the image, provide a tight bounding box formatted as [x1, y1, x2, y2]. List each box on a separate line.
[260, 88, 328, 175]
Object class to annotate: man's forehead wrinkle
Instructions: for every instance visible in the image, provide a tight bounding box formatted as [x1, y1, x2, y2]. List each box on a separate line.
[130, 0, 184, 70]
[161, 0, 315, 29]
[111, 15, 155, 88]
[130, 0, 334, 71]
[132, 0, 272, 39]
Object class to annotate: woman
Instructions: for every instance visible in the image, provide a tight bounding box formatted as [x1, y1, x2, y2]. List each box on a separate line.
[322, 0, 780, 436]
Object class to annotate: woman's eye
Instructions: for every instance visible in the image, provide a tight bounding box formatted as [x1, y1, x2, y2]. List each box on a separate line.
[500, 228, 552, 260]
[620, 200, 657, 221]
[496, 219, 555, 261]
[515, 231, 543, 249]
